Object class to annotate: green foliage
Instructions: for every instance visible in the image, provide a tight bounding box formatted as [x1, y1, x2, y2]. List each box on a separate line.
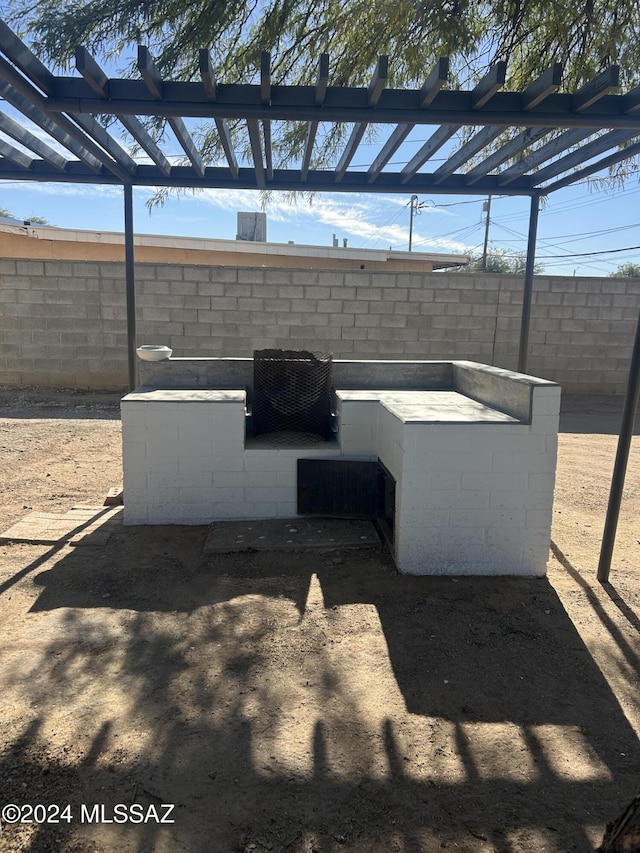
[10, 0, 640, 91]
[461, 248, 543, 274]
[0, 208, 51, 224]
[8, 0, 640, 178]
[610, 262, 640, 277]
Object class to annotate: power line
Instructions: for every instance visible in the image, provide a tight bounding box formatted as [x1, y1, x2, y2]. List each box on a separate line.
[538, 244, 640, 259]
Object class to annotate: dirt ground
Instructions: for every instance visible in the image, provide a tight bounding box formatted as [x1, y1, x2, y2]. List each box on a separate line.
[0, 386, 639, 853]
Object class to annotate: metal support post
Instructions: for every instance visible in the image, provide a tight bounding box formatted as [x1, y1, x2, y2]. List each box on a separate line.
[597, 306, 640, 583]
[517, 194, 540, 374]
[124, 182, 137, 392]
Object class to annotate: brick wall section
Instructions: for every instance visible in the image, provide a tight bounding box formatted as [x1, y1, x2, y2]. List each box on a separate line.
[0, 258, 638, 393]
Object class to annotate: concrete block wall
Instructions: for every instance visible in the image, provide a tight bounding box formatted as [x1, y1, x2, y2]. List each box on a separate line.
[1, 257, 638, 393]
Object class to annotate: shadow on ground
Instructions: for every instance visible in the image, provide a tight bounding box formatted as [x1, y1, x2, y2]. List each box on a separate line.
[0, 387, 122, 420]
[558, 394, 640, 436]
[0, 524, 638, 852]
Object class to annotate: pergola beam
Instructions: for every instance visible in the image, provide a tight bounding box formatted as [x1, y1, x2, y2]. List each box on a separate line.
[419, 57, 449, 107]
[301, 54, 330, 181]
[75, 45, 109, 97]
[0, 136, 33, 168]
[542, 137, 640, 194]
[260, 52, 273, 180]
[119, 115, 172, 176]
[199, 49, 218, 100]
[522, 63, 563, 110]
[433, 125, 503, 184]
[42, 89, 640, 130]
[335, 56, 388, 182]
[198, 49, 238, 177]
[138, 45, 204, 176]
[0, 158, 540, 194]
[0, 18, 55, 94]
[498, 127, 594, 185]
[0, 73, 114, 175]
[0, 110, 67, 170]
[472, 62, 507, 109]
[263, 120, 273, 181]
[247, 119, 266, 188]
[573, 66, 619, 112]
[532, 128, 639, 186]
[400, 124, 459, 183]
[367, 124, 413, 183]
[465, 126, 549, 184]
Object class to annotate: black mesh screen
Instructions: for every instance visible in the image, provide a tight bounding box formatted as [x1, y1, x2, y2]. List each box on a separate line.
[252, 349, 333, 439]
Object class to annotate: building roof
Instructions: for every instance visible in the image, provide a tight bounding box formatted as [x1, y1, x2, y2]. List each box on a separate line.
[0, 221, 469, 271]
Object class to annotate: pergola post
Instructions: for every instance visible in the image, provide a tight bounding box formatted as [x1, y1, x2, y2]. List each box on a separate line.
[124, 182, 137, 392]
[517, 193, 540, 374]
[597, 306, 640, 583]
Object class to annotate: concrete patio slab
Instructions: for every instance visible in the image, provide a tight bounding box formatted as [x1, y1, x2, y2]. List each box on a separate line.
[203, 517, 382, 554]
[0, 505, 123, 546]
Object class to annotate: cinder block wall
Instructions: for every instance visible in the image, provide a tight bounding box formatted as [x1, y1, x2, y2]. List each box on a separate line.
[0, 258, 638, 393]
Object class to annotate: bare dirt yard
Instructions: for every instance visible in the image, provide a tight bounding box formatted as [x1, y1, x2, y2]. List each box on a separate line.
[0, 387, 639, 853]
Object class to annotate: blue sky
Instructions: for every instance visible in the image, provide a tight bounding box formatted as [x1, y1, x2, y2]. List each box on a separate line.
[3, 175, 640, 277]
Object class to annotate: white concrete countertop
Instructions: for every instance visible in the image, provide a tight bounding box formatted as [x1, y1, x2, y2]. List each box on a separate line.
[123, 389, 246, 403]
[123, 387, 521, 423]
[335, 389, 521, 424]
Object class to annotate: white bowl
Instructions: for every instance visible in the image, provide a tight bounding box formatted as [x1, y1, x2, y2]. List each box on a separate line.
[136, 345, 173, 362]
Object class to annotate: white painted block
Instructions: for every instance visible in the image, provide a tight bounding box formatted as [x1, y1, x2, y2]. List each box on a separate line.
[173, 471, 213, 489]
[212, 439, 246, 456]
[531, 414, 561, 435]
[528, 472, 557, 492]
[145, 454, 180, 474]
[212, 471, 246, 488]
[461, 471, 528, 491]
[245, 486, 295, 504]
[177, 487, 216, 506]
[530, 393, 562, 416]
[121, 408, 146, 428]
[340, 438, 377, 456]
[426, 452, 493, 474]
[144, 425, 179, 443]
[276, 502, 299, 517]
[177, 424, 214, 444]
[211, 486, 245, 503]
[174, 440, 214, 458]
[490, 489, 553, 510]
[276, 471, 297, 487]
[244, 453, 284, 472]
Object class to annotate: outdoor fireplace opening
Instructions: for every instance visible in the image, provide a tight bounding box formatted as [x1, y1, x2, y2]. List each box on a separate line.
[248, 349, 335, 445]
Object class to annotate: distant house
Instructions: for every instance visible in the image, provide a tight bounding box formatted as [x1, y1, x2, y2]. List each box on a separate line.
[0, 220, 469, 273]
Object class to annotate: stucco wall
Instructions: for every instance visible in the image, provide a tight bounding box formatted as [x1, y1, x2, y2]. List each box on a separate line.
[0, 258, 638, 393]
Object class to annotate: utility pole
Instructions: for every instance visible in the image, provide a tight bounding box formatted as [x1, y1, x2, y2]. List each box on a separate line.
[409, 196, 436, 251]
[481, 195, 492, 271]
[408, 195, 418, 252]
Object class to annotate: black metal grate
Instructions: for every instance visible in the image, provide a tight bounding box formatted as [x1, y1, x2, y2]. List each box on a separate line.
[252, 349, 333, 439]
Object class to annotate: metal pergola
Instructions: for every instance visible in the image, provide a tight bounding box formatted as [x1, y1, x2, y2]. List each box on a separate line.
[0, 18, 637, 581]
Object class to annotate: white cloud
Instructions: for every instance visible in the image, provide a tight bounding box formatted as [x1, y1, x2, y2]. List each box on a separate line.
[189, 188, 471, 254]
[0, 178, 473, 254]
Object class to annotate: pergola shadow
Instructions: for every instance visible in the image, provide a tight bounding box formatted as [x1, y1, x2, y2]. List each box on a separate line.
[0, 530, 635, 850]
